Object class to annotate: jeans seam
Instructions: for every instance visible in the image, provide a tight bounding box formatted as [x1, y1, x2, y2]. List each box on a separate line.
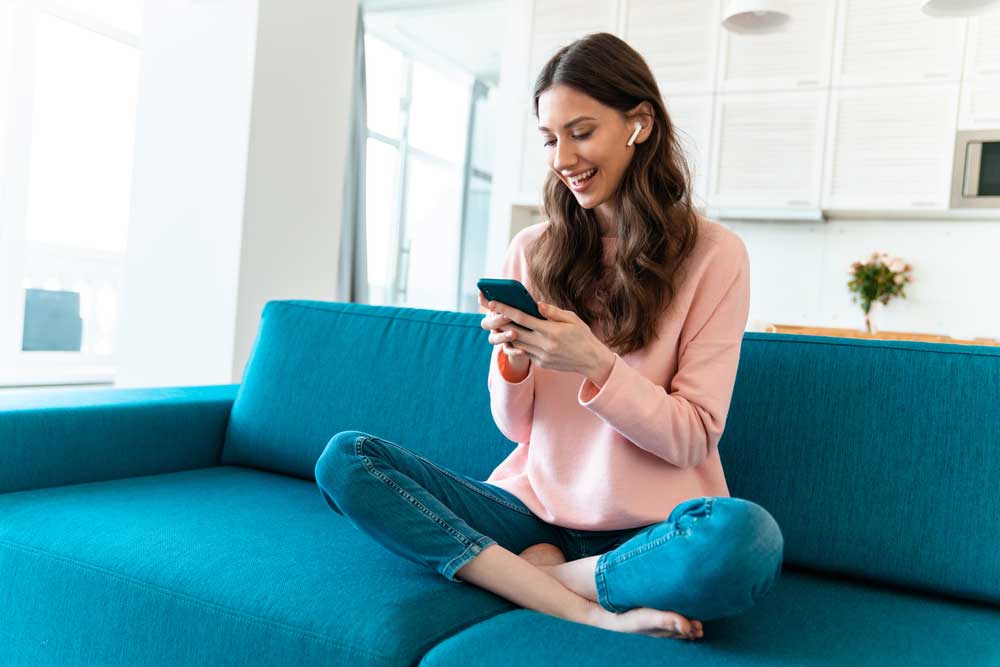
[367, 435, 536, 517]
[597, 497, 714, 571]
[595, 561, 620, 613]
[442, 536, 497, 582]
[595, 528, 687, 614]
[355, 435, 474, 551]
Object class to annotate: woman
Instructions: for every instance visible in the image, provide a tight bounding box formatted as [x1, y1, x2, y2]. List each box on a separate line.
[315, 32, 783, 641]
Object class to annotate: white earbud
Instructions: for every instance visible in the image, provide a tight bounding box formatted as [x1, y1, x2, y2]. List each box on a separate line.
[626, 122, 642, 147]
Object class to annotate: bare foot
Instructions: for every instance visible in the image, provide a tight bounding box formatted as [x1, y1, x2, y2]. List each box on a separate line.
[589, 604, 704, 641]
[521, 544, 704, 640]
[518, 543, 568, 567]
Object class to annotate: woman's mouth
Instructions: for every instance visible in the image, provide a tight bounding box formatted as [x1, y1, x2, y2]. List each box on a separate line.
[567, 167, 598, 192]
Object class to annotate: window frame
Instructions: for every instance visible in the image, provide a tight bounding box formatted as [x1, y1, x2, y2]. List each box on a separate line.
[0, 1, 140, 386]
[363, 31, 475, 308]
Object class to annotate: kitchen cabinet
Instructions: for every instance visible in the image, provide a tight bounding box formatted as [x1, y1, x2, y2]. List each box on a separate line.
[716, 0, 836, 93]
[821, 82, 960, 211]
[831, 0, 965, 88]
[621, 0, 720, 96]
[709, 89, 828, 210]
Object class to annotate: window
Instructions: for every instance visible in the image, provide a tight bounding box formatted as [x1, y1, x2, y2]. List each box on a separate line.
[363, 31, 492, 312]
[0, 1, 142, 384]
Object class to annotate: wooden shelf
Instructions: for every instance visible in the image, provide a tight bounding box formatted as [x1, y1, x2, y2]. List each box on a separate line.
[760, 324, 999, 347]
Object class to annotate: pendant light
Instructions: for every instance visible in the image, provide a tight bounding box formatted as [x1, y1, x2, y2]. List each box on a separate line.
[721, 0, 793, 34]
[921, 0, 1000, 16]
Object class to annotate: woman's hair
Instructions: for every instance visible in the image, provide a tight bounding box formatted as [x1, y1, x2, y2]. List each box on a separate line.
[526, 32, 701, 355]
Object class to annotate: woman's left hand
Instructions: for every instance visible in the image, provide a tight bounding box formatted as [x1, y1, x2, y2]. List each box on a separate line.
[487, 299, 611, 376]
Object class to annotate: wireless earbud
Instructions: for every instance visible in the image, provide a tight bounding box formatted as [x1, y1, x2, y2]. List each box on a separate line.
[626, 122, 642, 147]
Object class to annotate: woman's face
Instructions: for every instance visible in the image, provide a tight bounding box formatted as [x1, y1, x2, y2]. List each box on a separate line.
[537, 84, 643, 212]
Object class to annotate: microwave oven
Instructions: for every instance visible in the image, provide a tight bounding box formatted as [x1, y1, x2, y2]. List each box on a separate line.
[950, 129, 1000, 209]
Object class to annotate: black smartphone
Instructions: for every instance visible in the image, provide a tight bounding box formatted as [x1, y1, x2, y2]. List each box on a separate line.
[477, 278, 547, 332]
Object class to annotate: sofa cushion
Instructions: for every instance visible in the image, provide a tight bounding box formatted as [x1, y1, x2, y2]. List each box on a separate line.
[0, 466, 519, 666]
[221, 300, 514, 484]
[719, 334, 1000, 608]
[420, 566, 1000, 666]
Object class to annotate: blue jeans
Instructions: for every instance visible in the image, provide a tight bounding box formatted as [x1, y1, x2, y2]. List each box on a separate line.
[314, 430, 784, 621]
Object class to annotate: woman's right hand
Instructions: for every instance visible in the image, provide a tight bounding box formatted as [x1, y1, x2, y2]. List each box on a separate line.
[478, 290, 530, 368]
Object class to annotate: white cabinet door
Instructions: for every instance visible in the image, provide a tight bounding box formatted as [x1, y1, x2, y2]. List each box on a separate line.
[822, 82, 960, 211]
[663, 93, 713, 209]
[959, 13, 1000, 130]
[621, 0, 721, 95]
[517, 0, 620, 200]
[832, 0, 966, 88]
[525, 0, 619, 98]
[709, 90, 828, 209]
[717, 0, 837, 93]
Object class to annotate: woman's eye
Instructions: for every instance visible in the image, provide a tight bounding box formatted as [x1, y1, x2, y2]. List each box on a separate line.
[543, 132, 591, 147]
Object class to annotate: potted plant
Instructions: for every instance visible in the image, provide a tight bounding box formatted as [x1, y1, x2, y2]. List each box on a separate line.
[848, 252, 913, 334]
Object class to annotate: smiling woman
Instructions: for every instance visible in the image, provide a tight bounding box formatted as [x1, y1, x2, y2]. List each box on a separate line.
[318, 30, 777, 646]
[527, 32, 703, 358]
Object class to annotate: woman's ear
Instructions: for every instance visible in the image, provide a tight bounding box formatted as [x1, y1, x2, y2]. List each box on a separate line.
[625, 101, 654, 144]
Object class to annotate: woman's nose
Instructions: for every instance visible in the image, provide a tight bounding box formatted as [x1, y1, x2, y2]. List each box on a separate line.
[552, 141, 575, 172]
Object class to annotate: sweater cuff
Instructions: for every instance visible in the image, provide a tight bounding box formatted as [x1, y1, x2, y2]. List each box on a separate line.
[497, 349, 534, 385]
[578, 353, 626, 409]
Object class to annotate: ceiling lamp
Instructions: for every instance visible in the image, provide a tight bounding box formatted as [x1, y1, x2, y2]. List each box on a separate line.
[921, 0, 1000, 16]
[721, 0, 793, 34]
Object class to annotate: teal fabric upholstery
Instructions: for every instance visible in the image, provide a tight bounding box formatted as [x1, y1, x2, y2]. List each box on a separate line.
[220, 301, 515, 481]
[721, 334, 1000, 608]
[0, 384, 238, 494]
[421, 569, 1000, 666]
[3, 299, 998, 665]
[0, 466, 519, 666]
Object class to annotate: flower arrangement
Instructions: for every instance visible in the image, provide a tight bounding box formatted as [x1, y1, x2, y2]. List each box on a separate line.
[848, 252, 913, 333]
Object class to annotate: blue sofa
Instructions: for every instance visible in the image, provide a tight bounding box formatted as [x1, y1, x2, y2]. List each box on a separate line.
[2, 299, 999, 666]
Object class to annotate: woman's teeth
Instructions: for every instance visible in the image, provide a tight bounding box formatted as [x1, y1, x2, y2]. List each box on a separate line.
[569, 168, 597, 186]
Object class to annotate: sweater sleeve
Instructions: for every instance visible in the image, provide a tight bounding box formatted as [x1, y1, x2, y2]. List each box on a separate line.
[576, 238, 751, 469]
[486, 232, 537, 444]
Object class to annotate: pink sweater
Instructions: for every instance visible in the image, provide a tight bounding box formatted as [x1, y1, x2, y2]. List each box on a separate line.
[485, 217, 751, 530]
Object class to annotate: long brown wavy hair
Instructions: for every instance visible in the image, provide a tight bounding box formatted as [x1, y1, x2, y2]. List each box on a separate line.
[526, 32, 701, 356]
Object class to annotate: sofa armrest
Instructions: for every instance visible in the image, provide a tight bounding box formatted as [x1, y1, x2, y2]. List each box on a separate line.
[0, 384, 240, 495]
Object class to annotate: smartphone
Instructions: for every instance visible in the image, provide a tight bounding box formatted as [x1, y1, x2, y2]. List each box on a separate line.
[477, 278, 547, 332]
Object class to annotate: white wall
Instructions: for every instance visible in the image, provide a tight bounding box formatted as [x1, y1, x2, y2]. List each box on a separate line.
[115, 0, 359, 388]
[728, 218, 999, 340]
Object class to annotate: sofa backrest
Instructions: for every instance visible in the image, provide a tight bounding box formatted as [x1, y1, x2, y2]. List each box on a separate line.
[220, 300, 517, 484]
[721, 332, 1000, 609]
[222, 300, 1000, 608]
